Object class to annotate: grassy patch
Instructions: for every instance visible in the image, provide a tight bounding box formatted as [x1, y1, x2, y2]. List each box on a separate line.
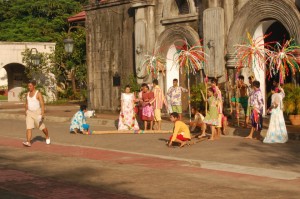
[0, 95, 8, 100]
[46, 99, 85, 106]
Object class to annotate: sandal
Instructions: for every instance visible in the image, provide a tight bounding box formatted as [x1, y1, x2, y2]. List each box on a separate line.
[22, 141, 31, 147]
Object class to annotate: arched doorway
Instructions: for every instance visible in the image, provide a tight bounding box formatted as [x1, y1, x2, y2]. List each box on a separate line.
[264, 21, 291, 107]
[227, 0, 300, 114]
[155, 25, 200, 111]
[250, 20, 291, 109]
[4, 63, 28, 101]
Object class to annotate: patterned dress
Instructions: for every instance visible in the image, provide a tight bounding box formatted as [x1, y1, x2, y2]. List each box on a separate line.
[250, 89, 264, 130]
[118, 93, 139, 130]
[263, 93, 288, 143]
[142, 91, 155, 121]
[70, 110, 88, 132]
[203, 96, 219, 126]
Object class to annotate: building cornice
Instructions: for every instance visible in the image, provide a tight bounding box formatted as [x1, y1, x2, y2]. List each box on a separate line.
[85, 0, 131, 11]
[161, 14, 198, 25]
[131, 0, 155, 8]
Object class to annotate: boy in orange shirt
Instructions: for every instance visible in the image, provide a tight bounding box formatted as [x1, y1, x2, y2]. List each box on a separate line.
[168, 112, 191, 147]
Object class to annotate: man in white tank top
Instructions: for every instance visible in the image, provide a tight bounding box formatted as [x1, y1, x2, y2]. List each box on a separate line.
[23, 80, 50, 147]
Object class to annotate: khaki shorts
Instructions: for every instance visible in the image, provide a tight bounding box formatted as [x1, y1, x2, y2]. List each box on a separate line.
[26, 109, 46, 130]
[154, 109, 162, 121]
[171, 105, 182, 114]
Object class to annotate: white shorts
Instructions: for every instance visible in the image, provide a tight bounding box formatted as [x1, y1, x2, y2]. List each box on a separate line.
[26, 109, 46, 130]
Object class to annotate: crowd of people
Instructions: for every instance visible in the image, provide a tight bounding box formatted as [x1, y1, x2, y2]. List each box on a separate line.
[22, 76, 289, 147]
[115, 76, 288, 147]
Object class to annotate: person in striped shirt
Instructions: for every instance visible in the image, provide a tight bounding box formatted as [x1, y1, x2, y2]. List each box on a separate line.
[152, 79, 168, 130]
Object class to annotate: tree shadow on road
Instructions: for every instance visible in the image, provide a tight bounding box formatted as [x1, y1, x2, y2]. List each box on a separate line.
[232, 140, 300, 172]
[0, 147, 146, 199]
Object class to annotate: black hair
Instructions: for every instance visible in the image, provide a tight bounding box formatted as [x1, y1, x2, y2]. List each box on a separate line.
[173, 78, 178, 82]
[125, 85, 131, 89]
[80, 105, 87, 111]
[252, 80, 260, 88]
[238, 75, 244, 81]
[211, 77, 218, 84]
[28, 80, 36, 86]
[271, 86, 280, 93]
[191, 106, 200, 112]
[248, 75, 254, 80]
[208, 87, 214, 93]
[153, 79, 158, 85]
[170, 112, 179, 118]
[141, 83, 149, 90]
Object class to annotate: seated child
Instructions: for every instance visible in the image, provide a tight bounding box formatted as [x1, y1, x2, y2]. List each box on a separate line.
[190, 107, 207, 138]
[70, 105, 90, 134]
[168, 112, 191, 147]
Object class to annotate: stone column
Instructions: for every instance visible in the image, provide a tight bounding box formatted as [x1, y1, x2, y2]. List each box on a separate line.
[225, 53, 237, 82]
[132, 0, 156, 84]
[203, 7, 225, 82]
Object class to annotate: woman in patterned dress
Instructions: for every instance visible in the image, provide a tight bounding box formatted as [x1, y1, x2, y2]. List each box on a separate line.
[118, 85, 139, 130]
[141, 83, 155, 130]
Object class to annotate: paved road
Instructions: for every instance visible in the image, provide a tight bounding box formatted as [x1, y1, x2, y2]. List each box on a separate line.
[1, 119, 300, 198]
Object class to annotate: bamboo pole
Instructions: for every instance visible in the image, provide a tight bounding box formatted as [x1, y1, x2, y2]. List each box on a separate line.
[90, 130, 172, 135]
[187, 68, 192, 123]
[205, 82, 208, 115]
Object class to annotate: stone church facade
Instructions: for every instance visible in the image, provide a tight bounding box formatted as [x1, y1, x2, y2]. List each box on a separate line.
[85, 0, 300, 112]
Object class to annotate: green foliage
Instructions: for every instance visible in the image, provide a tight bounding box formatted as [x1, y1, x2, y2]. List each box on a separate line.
[190, 83, 206, 111]
[0, 0, 87, 42]
[3, 0, 89, 102]
[0, 95, 7, 101]
[22, 48, 51, 78]
[283, 83, 300, 115]
[49, 29, 87, 98]
[18, 83, 47, 102]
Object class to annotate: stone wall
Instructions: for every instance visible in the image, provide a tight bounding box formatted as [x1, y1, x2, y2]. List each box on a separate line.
[85, 0, 300, 112]
[86, 1, 134, 112]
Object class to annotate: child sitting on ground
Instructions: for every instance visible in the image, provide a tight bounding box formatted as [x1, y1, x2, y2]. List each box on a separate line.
[168, 112, 191, 148]
[70, 105, 90, 134]
[189, 107, 207, 138]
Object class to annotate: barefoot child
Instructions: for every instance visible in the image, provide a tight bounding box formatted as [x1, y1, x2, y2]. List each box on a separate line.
[210, 78, 223, 139]
[201, 88, 219, 141]
[229, 80, 240, 126]
[168, 112, 191, 147]
[237, 75, 249, 128]
[245, 81, 264, 140]
[190, 107, 206, 137]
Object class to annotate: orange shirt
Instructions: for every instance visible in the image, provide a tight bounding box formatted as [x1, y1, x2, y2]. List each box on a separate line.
[171, 121, 191, 142]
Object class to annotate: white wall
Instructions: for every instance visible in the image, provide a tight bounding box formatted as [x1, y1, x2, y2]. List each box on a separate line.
[252, 24, 266, 115]
[165, 44, 179, 92]
[0, 42, 56, 101]
[0, 68, 7, 86]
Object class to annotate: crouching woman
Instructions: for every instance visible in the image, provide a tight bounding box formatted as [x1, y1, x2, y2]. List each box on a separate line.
[70, 105, 90, 134]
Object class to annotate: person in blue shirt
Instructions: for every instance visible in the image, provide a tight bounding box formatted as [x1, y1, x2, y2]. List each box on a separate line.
[70, 105, 90, 134]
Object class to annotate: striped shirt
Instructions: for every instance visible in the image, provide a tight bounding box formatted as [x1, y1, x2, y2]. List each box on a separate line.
[152, 85, 167, 109]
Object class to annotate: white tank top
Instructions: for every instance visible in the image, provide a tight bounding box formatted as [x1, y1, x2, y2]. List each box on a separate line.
[27, 91, 40, 111]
